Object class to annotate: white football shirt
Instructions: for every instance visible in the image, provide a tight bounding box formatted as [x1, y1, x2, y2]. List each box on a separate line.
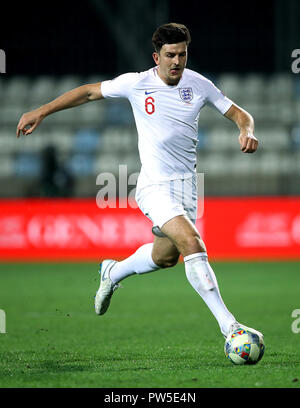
[101, 67, 233, 182]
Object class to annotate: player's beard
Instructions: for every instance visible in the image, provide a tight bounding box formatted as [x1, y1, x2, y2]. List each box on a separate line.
[167, 67, 182, 85]
[157, 64, 184, 85]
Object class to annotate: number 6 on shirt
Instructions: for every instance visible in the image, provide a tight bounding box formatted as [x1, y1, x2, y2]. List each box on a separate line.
[145, 97, 155, 115]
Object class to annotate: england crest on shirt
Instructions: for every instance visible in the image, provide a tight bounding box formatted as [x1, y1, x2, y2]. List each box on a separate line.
[179, 87, 193, 103]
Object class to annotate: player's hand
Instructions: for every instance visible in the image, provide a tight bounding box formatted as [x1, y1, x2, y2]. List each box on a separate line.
[16, 108, 45, 137]
[238, 132, 258, 153]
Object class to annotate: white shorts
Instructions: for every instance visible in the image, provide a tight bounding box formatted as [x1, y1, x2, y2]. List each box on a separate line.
[135, 172, 198, 233]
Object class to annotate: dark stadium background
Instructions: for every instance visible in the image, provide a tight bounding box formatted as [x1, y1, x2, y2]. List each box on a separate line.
[2, 0, 299, 75]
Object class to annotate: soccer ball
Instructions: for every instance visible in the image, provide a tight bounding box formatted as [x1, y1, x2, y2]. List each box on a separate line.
[224, 328, 265, 365]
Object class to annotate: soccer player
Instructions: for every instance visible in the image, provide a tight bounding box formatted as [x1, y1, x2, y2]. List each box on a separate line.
[17, 23, 262, 340]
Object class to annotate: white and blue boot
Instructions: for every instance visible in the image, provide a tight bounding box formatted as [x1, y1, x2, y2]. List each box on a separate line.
[95, 260, 119, 315]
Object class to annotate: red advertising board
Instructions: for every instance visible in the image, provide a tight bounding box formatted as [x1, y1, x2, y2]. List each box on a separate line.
[0, 198, 299, 261]
[203, 197, 300, 260]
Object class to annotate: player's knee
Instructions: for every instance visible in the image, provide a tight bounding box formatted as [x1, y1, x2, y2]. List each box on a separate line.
[180, 234, 206, 253]
[153, 254, 179, 269]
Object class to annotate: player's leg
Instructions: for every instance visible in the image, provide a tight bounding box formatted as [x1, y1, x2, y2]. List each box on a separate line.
[161, 214, 237, 337]
[104, 234, 180, 285]
[151, 235, 180, 268]
[160, 213, 206, 258]
[95, 235, 179, 315]
[95, 243, 158, 315]
[109, 243, 158, 284]
[95, 173, 184, 315]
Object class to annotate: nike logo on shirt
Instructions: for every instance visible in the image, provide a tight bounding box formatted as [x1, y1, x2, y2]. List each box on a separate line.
[145, 91, 157, 95]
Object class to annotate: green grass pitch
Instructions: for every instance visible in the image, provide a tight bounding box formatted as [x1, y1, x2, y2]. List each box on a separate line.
[0, 261, 299, 388]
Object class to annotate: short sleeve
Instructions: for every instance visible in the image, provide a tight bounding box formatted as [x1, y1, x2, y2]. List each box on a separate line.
[203, 79, 233, 115]
[101, 73, 139, 99]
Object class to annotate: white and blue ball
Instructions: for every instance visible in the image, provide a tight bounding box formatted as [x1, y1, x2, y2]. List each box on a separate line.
[224, 328, 265, 365]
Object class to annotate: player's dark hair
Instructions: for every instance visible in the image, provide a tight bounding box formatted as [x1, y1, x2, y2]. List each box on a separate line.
[152, 23, 191, 53]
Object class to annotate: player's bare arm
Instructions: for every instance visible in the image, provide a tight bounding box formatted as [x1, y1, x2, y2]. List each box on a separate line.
[16, 82, 103, 137]
[224, 103, 258, 153]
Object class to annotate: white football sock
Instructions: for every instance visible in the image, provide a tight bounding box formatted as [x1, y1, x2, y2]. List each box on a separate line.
[110, 243, 160, 284]
[184, 252, 236, 336]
